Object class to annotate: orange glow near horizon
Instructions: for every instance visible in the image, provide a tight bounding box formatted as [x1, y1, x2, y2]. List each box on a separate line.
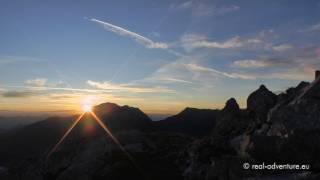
[82, 104, 92, 112]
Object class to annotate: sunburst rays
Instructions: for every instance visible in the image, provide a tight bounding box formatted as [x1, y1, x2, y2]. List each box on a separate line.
[46, 109, 143, 176]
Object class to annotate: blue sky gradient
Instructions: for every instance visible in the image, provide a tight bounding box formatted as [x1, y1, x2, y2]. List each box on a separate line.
[0, 0, 320, 115]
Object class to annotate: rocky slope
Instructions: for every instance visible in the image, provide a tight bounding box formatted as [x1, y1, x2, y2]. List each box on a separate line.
[180, 71, 320, 179]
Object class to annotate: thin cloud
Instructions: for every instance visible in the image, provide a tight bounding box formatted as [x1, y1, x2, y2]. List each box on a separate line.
[144, 58, 255, 89]
[87, 80, 173, 93]
[5, 85, 105, 93]
[150, 77, 193, 84]
[231, 58, 291, 68]
[272, 44, 294, 52]
[230, 46, 320, 81]
[170, 1, 239, 17]
[302, 22, 320, 33]
[0, 56, 45, 64]
[185, 63, 255, 79]
[2, 90, 39, 98]
[179, 29, 283, 52]
[91, 18, 168, 49]
[230, 67, 315, 81]
[180, 34, 263, 51]
[25, 78, 47, 87]
[231, 60, 270, 68]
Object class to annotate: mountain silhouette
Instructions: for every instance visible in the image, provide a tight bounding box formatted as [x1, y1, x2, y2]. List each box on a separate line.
[1, 71, 320, 179]
[93, 102, 152, 131]
[153, 107, 218, 137]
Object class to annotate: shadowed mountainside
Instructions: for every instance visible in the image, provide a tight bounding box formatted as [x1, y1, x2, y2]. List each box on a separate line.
[153, 107, 219, 137]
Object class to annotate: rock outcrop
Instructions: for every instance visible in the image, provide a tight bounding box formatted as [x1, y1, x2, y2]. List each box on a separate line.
[267, 72, 320, 136]
[214, 98, 252, 137]
[247, 85, 277, 124]
[222, 98, 240, 114]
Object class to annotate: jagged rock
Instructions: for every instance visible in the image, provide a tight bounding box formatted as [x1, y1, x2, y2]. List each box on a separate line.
[267, 71, 320, 136]
[222, 98, 240, 114]
[214, 98, 253, 137]
[277, 81, 310, 103]
[247, 85, 277, 123]
[315, 70, 320, 80]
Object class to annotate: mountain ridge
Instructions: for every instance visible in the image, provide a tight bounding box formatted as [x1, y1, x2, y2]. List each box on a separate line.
[1, 70, 320, 179]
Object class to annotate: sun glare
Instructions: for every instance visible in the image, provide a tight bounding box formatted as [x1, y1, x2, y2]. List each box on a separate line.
[82, 104, 92, 112]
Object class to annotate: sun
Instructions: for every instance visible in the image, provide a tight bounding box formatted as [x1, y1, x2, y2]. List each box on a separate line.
[82, 104, 92, 112]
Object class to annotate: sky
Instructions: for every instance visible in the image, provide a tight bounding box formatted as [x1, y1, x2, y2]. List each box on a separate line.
[0, 0, 320, 116]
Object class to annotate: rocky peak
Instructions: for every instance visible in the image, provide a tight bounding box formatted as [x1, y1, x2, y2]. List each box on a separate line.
[296, 81, 310, 90]
[222, 98, 240, 113]
[258, 84, 268, 91]
[247, 84, 277, 123]
[315, 70, 320, 80]
[179, 107, 198, 116]
[93, 102, 121, 116]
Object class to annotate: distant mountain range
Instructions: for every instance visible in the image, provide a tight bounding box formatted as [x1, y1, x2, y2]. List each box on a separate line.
[0, 116, 45, 131]
[1, 71, 320, 179]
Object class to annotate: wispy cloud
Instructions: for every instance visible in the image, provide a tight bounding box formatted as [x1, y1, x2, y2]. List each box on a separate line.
[231, 58, 290, 68]
[146, 77, 193, 84]
[230, 46, 320, 80]
[231, 59, 270, 68]
[91, 18, 168, 49]
[272, 43, 294, 52]
[0, 56, 45, 64]
[25, 78, 47, 87]
[87, 80, 173, 93]
[143, 58, 255, 89]
[1, 90, 40, 98]
[170, 1, 239, 17]
[180, 34, 264, 51]
[185, 63, 255, 79]
[302, 22, 320, 33]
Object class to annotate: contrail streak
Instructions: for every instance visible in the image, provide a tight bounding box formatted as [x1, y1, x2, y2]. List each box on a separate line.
[91, 18, 168, 49]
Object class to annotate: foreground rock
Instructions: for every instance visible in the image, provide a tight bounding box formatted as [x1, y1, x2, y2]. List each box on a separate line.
[2, 131, 192, 180]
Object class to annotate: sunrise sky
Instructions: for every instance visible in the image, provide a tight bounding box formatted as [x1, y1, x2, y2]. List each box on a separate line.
[0, 0, 320, 116]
